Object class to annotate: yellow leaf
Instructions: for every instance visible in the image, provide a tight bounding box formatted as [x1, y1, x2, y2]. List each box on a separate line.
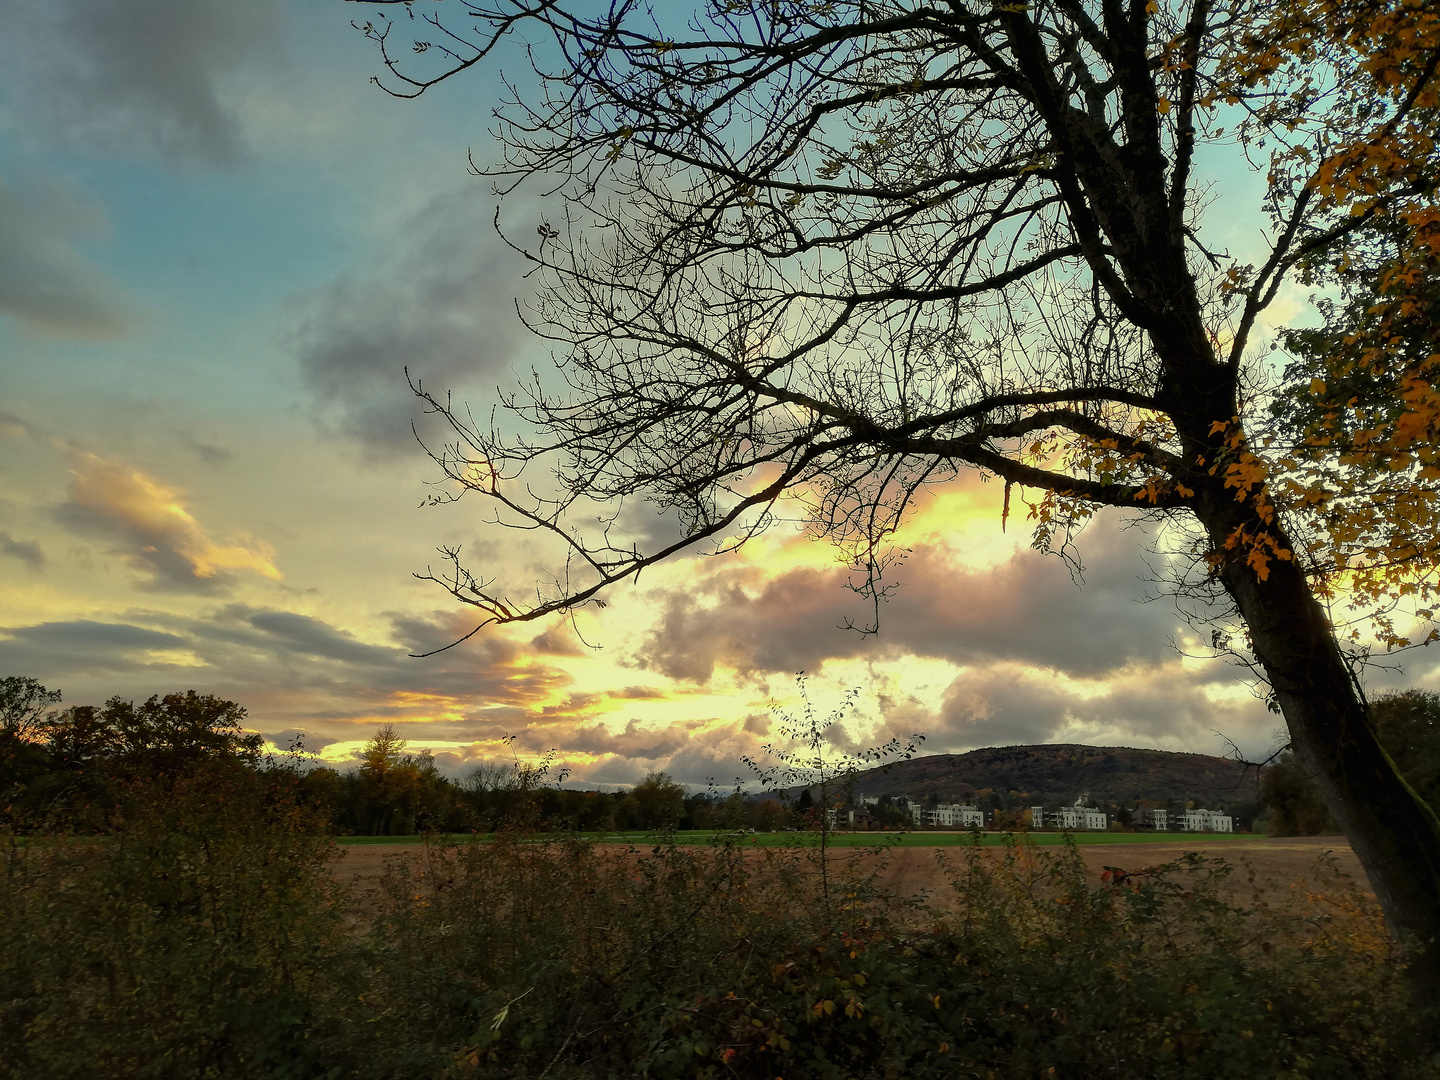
[1158, 98, 1172, 115]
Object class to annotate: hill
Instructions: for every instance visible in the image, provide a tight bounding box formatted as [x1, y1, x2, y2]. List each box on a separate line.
[848, 744, 1261, 807]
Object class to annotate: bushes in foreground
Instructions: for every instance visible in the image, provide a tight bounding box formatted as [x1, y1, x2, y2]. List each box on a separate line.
[374, 836, 1422, 1079]
[0, 771, 368, 1080]
[3, 786, 1434, 1079]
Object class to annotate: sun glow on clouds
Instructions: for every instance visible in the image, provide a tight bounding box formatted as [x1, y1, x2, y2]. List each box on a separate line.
[5, 366, 1279, 786]
[0, 1, 1363, 792]
[64, 448, 281, 584]
[7, 430, 1284, 785]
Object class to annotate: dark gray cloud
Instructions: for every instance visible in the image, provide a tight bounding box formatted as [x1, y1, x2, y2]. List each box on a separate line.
[0, 175, 135, 338]
[0, 619, 190, 681]
[635, 512, 1187, 683]
[243, 610, 394, 667]
[551, 717, 703, 762]
[2, 0, 286, 167]
[614, 500, 696, 554]
[0, 531, 44, 571]
[290, 187, 535, 454]
[930, 665, 1262, 754]
[0, 605, 578, 734]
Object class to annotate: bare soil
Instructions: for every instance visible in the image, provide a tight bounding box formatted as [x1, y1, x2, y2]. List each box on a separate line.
[330, 834, 1370, 909]
[872, 835, 1369, 902]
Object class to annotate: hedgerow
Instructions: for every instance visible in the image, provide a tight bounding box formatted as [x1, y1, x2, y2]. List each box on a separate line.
[3, 784, 1433, 1079]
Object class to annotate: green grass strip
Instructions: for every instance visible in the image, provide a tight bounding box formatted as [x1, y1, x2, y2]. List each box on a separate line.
[331, 830, 1265, 847]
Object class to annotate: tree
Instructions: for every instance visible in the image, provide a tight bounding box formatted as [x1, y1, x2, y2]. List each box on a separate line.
[626, 770, 687, 829]
[352, 723, 458, 835]
[749, 797, 789, 831]
[1260, 751, 1340, 836]
[0, 676, 61, 741]
[1371, 690, 1440, 812]
[39, 705, 122, 770]
[1263, 690, 1440, 832]
[104, 692, 263, 775]
[360, 723, 408, 778]
[0, 677, 61, 809]
[355, 0, 1440, 989]
[1252, 0, 1440, 654]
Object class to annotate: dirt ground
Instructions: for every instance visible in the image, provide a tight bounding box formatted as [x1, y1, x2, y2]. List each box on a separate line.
[330, 834, 1370, 910]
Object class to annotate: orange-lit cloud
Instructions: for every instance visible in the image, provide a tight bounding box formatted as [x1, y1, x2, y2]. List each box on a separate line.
[60, 449, 280, 588]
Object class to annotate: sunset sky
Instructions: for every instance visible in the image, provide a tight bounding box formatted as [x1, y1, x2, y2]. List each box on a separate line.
[2, 0, 1435, 789]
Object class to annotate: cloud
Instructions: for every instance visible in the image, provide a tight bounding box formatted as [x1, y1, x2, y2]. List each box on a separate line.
[0, 531, 44, 571]
[0, 588, 1276, 788]
[0, 175, 135, 338]
[633, 512, 1191, 684]
[264, 728, 338, 755]
[182, 437, 233, 466]
[0, 598, 774, 785]
[241, 609, 396, 667]
[930, 663, 1264, 754]
[531, 625, 586, 656]
[163, 604, 577, 718]
[56, 449, 281, 591]
[0, 411, 32, 439]
[0, 604, 585, 754]
[290, 187, 534, 454]
[0, 619, 193, 679]
[1, 0, 286, 167]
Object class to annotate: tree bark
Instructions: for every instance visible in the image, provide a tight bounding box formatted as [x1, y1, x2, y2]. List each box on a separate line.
[1198, 493, 1440, 998]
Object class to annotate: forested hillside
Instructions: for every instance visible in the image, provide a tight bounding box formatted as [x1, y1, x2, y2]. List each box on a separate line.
[852, 744, 1260, 807]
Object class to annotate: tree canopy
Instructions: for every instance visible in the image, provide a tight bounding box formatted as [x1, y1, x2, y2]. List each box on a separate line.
[352, 0, 1440, 992]
[352, 0, 1437, 642]
[0, 676, 61, 742]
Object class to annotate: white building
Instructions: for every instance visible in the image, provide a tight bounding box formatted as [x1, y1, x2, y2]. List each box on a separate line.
[1034, 798, 1107, 831]
[927, 803, 986, 829]
[1181, 808, 1233, 833]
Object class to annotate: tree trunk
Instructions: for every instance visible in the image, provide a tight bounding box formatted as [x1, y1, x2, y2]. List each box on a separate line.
[1199, 495, 1440, 999]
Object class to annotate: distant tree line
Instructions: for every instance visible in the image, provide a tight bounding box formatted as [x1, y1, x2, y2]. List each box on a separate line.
[298, 724, 738, 835]
[0, 676, 794, 835]
[9, 675, 1435, 840]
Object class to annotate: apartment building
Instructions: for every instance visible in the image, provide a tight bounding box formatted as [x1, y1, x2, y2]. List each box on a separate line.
[1181, 807, 1234, 832]
[1031, 801, 1108, 831]
[926, 803, 986, 828]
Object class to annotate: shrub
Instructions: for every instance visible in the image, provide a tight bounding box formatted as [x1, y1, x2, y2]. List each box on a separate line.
[0, 770, 366, 1080]
[6, 814, 1430, 1078]
[367, 834, 1429, 1079]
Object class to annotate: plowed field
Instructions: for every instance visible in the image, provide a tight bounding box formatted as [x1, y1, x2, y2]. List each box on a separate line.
[332, 834, 1370, 912]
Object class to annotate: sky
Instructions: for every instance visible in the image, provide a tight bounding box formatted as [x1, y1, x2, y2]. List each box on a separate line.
[1, 0, 1435, 789]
